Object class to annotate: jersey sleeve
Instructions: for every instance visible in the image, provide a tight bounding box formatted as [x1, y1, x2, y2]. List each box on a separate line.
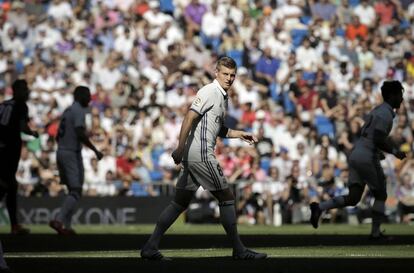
[374, 113, 392, 135]
[73, 107, 86, 128]
[190, 89, 214, 115]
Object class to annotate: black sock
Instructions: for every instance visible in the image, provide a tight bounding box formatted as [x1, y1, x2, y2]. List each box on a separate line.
[371, 200, 385, 237]
[6, 186, 17, 226]
[145, 202, 185, 250]
[219, 201, 245, 253]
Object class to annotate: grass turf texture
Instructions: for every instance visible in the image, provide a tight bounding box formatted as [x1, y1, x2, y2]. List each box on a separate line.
[3, 223, 414, 273]
[6, 245, 414, 258]
[4, 223, 414, 235]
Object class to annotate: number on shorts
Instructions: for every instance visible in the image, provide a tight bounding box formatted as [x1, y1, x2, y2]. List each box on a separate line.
[216, 164, 223, 176]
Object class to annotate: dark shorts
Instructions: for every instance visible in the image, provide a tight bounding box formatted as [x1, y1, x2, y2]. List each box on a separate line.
[0, 145, 21, 182]
[56, 149, 84, 190]
[348, 152, 386, 194]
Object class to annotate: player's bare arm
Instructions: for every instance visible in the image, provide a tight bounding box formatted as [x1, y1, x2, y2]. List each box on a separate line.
[20, 119, 38, 138]
[172, 109, 200, 164]
[219, 127, 258, 145]
[75, 126, 103, 160]
[373, 129, 406, 160]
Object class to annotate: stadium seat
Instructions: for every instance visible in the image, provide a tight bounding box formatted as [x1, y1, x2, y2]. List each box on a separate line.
[227, 49, 244, 67]
[131, 182, 149, 197]
[269, 82, 280, 102]
[151, 145, 165, 169]
[300, 16, 312, 25]
[348, 0, 360, 7]
[150, 170, 163, 181]
[290, 29, 309, 48]
[314, 115, 335, 139]
[302, 71, 315, 82]
[260, 158, 271, 174]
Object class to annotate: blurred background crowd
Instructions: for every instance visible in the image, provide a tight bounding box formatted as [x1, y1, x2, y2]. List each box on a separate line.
[0, 0, 414, 226]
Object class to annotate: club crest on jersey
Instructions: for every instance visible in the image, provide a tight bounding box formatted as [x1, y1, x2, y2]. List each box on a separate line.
[193, 97, 202, 106]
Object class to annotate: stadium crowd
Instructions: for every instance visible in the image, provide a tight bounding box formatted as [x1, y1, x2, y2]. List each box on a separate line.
[0, 0, 414, 225]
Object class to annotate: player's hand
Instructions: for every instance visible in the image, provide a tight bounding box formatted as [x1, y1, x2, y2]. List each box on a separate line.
[172, 147, 184, 165]
[95, 151, 104, 161]
[394, 150, 406, 160]
[240, 132, 258, 145]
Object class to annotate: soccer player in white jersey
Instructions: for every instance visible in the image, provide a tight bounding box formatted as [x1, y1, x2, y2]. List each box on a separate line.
[141, 57, 267, 260]
[49, 86, 103, 235]
[310, 81, 406, 239]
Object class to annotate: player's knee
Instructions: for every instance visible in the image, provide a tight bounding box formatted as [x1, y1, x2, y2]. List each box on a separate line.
[173, 198, 191, 209]
[372, 191, 387, 201]
[219, 200, 235, 207]
[344, 193, 361, 206]
[173, 191, 193, 208]
[211, 188, 234, 203]
[69, 188, 82, 201]
[346, 196, 359, 206]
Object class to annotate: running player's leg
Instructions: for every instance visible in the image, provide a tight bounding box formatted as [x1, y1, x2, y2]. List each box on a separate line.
[51, 150, 81, 234]
[310, 161, 365, 229]
[320, 184, 364, 210]
[5, 177, 18, 227]
[368, 161, 388, 238]
[0, 241, 10, 272]
[58, 187, 81, 229]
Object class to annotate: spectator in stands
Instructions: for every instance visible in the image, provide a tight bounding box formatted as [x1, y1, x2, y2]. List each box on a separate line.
[397, 172, 414, 223]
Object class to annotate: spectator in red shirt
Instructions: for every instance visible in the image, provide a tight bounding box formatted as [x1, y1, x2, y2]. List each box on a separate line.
[374, 0, 396, 26]
[116, 146, 135, 180]
[240, 102, 256, 130]
[296, 83, 319, 124]
[346, 15, 368, 41]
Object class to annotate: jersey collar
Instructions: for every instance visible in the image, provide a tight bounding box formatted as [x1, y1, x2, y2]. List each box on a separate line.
[213, 79, 228, 99]
[384, 102, 396, 118]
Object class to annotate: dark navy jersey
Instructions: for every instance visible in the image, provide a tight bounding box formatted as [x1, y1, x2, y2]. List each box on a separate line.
[0, 99, 29, 147]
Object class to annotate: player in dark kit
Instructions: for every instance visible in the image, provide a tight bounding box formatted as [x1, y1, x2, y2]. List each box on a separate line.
[0, 79, 38, 235]
[49, 86, 103, 235]
[310, 80, 406, 239]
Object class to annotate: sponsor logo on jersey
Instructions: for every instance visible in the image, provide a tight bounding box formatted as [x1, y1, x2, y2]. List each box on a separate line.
[193, 97, 202, 107]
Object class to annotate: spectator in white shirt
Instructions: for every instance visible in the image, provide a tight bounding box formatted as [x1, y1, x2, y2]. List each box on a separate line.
[47, 0, 74, 22]
[353, 0, 376, 28]
[200, 2, 226, 53]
